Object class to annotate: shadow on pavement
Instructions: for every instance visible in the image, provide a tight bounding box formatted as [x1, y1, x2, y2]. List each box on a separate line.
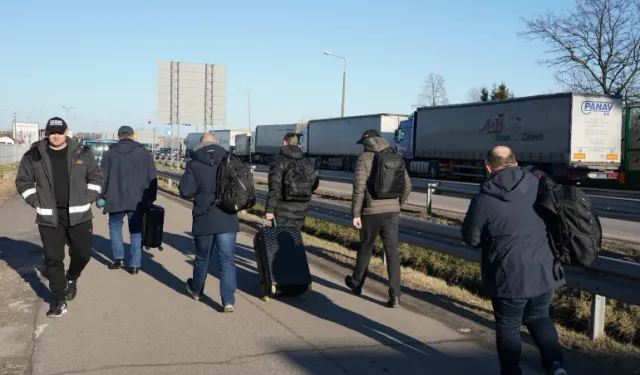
[91, 233, 223, 313]
[0, 236, 51, 303]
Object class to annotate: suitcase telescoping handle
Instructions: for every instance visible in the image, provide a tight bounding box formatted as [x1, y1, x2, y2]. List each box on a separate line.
[261, 216, 277, 227]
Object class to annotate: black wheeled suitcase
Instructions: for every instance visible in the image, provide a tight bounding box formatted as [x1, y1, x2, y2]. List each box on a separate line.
[142, 204, 165, 251]
[253, 218, 312, 301]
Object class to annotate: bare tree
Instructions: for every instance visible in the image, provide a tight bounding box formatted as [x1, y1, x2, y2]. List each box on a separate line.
[415, 73, 448, 107]
[520, 0, 640, 104]
[467, 87, 483, 102]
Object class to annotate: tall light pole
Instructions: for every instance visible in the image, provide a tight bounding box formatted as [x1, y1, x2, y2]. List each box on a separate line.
[238, 85, 251, 129]
[324, 51, 347, 117]
[62, 105, 75, 122]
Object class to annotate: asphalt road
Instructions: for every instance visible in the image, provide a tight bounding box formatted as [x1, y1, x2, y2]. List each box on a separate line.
[0, 195, 556, 375]
[251, 171, 640, 243]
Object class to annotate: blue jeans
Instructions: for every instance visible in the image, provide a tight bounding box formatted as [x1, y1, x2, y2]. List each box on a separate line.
[108, 211, 143, 268]
[491, 291, 563, 375]
[192, 232, 237, 306]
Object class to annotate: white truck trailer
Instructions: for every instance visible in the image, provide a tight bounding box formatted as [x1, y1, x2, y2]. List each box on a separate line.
[253, 123, 306, 164]
[394, 92, 622, 183]
[300, 113, 406, 171]
[213, 129, 251, 152]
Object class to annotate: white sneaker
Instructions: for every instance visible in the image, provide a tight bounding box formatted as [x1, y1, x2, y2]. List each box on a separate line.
[223, 305, 235, 313]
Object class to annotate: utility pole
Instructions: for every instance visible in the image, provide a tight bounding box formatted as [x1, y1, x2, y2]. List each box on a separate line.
[323, 51, 347, 117]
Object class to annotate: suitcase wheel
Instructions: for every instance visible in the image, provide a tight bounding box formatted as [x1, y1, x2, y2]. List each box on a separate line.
[144, 246, 150, 250]
[158, 246, 164, 251]
[271, 285, 276, 294]
[262, 295, 269, 302]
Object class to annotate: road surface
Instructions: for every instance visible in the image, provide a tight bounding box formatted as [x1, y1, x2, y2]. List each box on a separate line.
[0, 194, 576, 375]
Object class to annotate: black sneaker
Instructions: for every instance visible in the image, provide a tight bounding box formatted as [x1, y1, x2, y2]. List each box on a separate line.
[386, 296, 400, 308]
[548, 362, 568, 375]
[46, 300, 68, 318]
[66, 277, 78, 301]
[108, 259, 124, 270]
[344, 275, 363, 296]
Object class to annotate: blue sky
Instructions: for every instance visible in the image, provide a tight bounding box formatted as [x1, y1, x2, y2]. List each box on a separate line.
[1, 0, 573, 133]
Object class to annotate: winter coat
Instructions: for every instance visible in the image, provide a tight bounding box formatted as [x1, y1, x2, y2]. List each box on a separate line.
[15, 137, 104, 228]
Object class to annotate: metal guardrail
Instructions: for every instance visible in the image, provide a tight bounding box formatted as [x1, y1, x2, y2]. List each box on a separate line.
[156, 169, 640, 341]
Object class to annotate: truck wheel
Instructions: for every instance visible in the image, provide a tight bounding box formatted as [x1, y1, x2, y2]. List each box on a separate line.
[342, 157, 351, 171]
[315, 157, 322, 170]
[350, 157, 357, 171]
[429, 164, 440, 178]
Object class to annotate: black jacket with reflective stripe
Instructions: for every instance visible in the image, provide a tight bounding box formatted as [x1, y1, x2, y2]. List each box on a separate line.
[15, 137, 104, 228]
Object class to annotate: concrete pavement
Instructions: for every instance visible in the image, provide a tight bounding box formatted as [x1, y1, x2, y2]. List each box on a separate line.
[3, 194, 551, 374]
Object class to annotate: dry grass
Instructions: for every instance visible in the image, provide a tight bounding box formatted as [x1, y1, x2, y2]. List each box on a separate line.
[156, 176, 640, 360]
[0, 163, 18, 201]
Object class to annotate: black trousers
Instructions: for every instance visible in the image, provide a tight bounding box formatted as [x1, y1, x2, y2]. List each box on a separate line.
[274, 216, 304, 229]
[38, 215, 93, 301]
[352, 212, 401, 298]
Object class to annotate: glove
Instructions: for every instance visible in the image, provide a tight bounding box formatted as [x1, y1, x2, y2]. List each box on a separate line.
[96, 199, 105, 208]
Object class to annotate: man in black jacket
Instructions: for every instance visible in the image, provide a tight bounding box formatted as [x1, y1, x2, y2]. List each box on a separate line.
[178, 132, 239, 312]
[461, 146, 567, 375]
[98, 126, 157, 275]
[15, 117, 104, 318]
[265, 132, 318, 228]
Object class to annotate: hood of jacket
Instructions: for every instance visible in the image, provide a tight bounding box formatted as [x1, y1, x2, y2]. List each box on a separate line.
[279, 145, 304, 160]
[480, 166, 538, 202]
[109, 138, 143, 154]
[191, 142, 227, 166]
[362, 136, 390, 153]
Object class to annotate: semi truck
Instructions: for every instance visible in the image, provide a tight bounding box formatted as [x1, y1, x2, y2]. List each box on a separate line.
[213, 129, 251, 152]
[394, 92, 623, 183]
[234, 131, 255, 162]
[300, 113, 406, 171]
[253, 123, 307, 164]
[184, 133, 204, 158]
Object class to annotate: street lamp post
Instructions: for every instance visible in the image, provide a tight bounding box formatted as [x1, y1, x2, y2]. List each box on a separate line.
[324, 51, 347, 117]
[238, 85, 251, 129]
[62, 105, 75, 123]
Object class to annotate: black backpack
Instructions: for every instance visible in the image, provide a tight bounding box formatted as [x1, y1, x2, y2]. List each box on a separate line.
[368, 147, 406, 199]
[536, 175, 602, 280]
[282, 159, 318, 202]
[214, 152, 257, 213]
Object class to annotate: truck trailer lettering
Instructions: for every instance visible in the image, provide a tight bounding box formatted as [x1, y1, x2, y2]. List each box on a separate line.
[581, 101, 613, 115]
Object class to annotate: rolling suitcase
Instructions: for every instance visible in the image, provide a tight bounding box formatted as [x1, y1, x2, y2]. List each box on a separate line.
[142, 204, 165, 251]
[253, 218, 312, 301]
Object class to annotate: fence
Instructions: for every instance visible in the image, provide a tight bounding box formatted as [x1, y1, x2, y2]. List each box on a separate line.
[0, 145, 29, 165]
[156, 169, 640, 341]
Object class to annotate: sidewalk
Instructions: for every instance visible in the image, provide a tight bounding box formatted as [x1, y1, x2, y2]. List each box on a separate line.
[2, 194, 545, 374]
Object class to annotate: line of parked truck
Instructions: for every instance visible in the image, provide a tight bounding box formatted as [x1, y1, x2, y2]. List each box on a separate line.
[184, 92, 623, 184]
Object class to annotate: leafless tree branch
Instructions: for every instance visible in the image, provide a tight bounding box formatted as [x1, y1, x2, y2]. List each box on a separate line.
[519, 0, 640, 103]
[415, 73, 448, 107]
[467, 87, 483, 102]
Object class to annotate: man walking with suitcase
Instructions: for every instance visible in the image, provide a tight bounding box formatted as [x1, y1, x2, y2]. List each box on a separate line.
[98, 126, 157, 275]
[265, 132, 319, 228]
[179, 132, 239, 312]
[345, 129, 411, 308]
[15, 117, 104, 317]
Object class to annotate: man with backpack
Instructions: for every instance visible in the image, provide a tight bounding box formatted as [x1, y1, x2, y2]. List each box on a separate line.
[345, 129, 411, 308]
[265, 132, 319, 228]
[178, 132, 240, 312]
[461, 146, 567, 375]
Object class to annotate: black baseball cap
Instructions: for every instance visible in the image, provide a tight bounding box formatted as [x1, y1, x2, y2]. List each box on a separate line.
[118, 125, 134, 136]
[356, 129, 381, 144]
[45, 117, 68, 135]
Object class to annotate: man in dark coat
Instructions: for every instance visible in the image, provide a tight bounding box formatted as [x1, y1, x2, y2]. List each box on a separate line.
[15, 117, 104, 317]
[179, 132, 239, 312]
[265, 132, 318, 228]
[461, 146, 567, 375]
[98, 126, 157, 275]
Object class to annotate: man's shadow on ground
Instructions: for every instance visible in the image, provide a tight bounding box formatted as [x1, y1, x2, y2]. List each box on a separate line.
[0, 236, 51, 303]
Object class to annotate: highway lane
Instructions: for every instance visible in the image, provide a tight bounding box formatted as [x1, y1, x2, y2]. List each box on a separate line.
[251, 171, 639, 243]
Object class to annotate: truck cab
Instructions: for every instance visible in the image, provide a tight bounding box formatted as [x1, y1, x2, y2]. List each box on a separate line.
[394, 113, 415, 160]
[81, 138, 117, 164]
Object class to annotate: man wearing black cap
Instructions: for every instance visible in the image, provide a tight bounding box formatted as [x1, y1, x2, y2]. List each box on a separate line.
[15, 117, 104, 318]
[345, 129, 411, 308]
[98, 125, 157, 274]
